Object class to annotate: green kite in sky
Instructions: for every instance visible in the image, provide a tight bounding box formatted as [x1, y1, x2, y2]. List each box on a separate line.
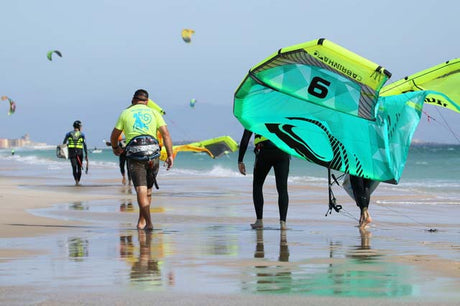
[47, 50, 62, 61]
[233, 38, 459, 184]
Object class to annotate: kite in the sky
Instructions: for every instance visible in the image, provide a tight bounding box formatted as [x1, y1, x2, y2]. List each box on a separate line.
[1, 96, 16, 115]
[233, 38, 459, 185]
[47, 50, 62, 61]
[181, 29, 195, 43]
[190, 98, 197, 108]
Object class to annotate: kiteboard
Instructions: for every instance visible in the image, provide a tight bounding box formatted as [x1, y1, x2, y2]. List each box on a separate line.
[56, 144, 68, 159]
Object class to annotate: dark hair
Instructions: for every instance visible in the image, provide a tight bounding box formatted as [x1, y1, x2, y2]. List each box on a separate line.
[133, 89, 149, 101]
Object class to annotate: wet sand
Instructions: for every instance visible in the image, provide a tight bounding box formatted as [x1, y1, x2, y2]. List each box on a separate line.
[1, 167, 459, 305]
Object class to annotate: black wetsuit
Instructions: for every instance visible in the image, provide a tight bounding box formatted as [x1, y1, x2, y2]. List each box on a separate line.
[349, 175, 372, 210]
[119, 140, 131, 182]
[119, 152, 130, 179]
[63, 130, 87, 183]
[238, 129, 290, 222]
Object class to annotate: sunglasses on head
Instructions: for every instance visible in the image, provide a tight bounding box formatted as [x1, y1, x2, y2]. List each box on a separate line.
[133, 96, 148, 101]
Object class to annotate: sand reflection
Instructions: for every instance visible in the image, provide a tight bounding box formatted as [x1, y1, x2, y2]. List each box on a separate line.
[252, 230, 292, 293]
[242, 228, 415, 297]
[119, 230, 174, 286]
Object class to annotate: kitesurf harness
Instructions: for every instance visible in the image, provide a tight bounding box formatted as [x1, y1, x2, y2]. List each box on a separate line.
[125, 135, 160, 161]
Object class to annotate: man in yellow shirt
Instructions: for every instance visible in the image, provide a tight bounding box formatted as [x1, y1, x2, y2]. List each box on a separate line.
[110, 89, 173, 230]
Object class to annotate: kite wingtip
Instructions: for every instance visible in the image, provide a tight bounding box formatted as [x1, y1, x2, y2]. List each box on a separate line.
[317, 38, 326, 45]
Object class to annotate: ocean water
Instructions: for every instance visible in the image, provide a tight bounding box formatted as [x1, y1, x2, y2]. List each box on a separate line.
[0, 143, 459, 205]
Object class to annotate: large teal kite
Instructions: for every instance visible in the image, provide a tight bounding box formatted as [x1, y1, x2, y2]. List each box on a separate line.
[233, 38, 459, 184]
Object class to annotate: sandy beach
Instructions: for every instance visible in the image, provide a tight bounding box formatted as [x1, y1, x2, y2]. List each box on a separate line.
[1, 157, 459, 306]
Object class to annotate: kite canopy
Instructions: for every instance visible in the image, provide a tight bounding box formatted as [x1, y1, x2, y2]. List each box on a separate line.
[233, 38, 459, 184]
[380, 58, 460, 113]
[47, 50, 62, 61]
[1, 95, 16, 115]
[190, 98, 197, 108]
[181, 29, 195, 43]
[159, 136, 238, 161]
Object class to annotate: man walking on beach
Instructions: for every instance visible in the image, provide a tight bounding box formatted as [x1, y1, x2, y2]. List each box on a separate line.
[110, 89, 173, 230]
[63, 120, 88, 186]
[238, 129, 291, 230]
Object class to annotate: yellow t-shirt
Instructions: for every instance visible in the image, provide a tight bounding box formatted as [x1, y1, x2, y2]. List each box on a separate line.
[115, 104, 166, 143]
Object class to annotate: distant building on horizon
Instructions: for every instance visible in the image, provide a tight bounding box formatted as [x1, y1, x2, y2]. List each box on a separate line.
[0, 134, 47, 148]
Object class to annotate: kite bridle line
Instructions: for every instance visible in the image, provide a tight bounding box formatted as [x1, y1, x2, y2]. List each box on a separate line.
[328, 168, 439, 232]
[432, 106, 460, 144]
[326, 167, 342, 216]
[411, 79, 459, 143]
[373, 201, 438, 232]
[326, 168, 360, 222]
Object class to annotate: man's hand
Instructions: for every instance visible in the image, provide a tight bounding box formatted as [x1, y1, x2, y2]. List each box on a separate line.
[164, 156, 174, 170]
[238, 162, 246, 175]
[112, 146, 123, 156]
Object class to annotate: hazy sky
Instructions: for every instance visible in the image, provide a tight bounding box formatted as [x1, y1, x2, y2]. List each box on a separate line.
[1, 0, 459, 146]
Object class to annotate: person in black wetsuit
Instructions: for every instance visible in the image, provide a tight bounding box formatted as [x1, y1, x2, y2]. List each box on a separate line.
[349, 175, 373, 228]
[117, 135, 131, 186]
[106, 135, 131, 186]
[238, 129, 291, 230]
[63, 120, 88, 185]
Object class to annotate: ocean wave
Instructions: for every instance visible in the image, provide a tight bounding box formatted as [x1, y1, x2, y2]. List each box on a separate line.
[376, 199, 460, 205]
[289, 175, 327, 184]
[164, 165, 241, 178]
[0, 152, 118, 171]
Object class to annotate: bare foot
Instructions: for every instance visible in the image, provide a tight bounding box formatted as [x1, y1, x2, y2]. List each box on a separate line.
[137, 219, 146, 230]
[137, 222, 153, 231]
[359, 208, 372, 228]
[251, 219, 263, 229]
[122, 176, 126, 185]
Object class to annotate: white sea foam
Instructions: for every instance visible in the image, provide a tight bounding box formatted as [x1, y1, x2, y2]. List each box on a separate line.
[164, 165, 241, 178]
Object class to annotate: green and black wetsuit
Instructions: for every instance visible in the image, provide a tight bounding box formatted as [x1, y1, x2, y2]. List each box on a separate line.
[63, 130, 87, 182]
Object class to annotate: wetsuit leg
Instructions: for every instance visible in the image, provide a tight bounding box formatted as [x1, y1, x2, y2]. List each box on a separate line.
[75, 154, 83, 181]
[272, 150, 290, 222]
[253, 149, 272, 220]
[349, 175, 371, 209]
[119, 153, 126, 176]
[70, 158, 79, 181]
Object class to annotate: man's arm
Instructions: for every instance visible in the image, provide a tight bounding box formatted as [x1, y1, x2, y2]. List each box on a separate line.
[110, 128, 123, 156]
[63, 132, 69, 145]
[83, 135, 88, 160]
[158, 125, 173, 170]
[237, 129, 252, 175]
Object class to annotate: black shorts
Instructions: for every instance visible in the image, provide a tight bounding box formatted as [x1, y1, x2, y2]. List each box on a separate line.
[127, 158, 159, 188]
